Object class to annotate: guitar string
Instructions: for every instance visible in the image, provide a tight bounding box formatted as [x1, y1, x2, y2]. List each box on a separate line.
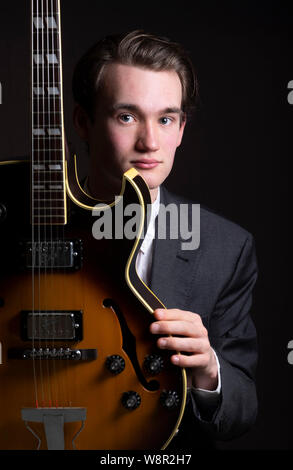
[47, 0, 54, 408]
[34, 0, 45, 409]
[44, 0, 53, 409]
[50, 0, 69, 408]
[35, 0, 42, 408]
[49, 0, 59, 408]
[31, 0, 39, 409]
[38, 0, 46, 408]
[55, 0, 71, 408]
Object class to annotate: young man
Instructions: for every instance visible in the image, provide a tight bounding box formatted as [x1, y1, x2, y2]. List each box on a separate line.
[72, 30, 258, 449]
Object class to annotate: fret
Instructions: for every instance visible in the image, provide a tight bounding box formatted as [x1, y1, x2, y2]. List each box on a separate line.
[33, 210, 65, 215]
[32, 202, 65, 210]
[32, 188, 65, 193]
[32, 172, 64, 179]
[33, 9, 59, 18]
[32, 136, 63, 145]
[32, 84, 62, 89]
[32, 189, 64, 192]
[32, 208, 65, 213]
[32, 67, 60, 83]
[32, 12, 60, 16]
[32, 11, 60, 16]
[34, 195, 65, 199]
[32, 36, 60, 49]
[33, 199, 66, 206]
[32, 143, 63, 155]
[33, 215, 65, 219]
[32, 64, 60, 73]
[32, 100, 61, 114]
[32, 94, 61, 102]
[32, 38, 59, 48]
[33, 63, 60, 69]
[32, 0, 59, 15]
[32, 157, 64, 164]
[33, 112, 62, 115]
[32, 175, 64, 184]
[34, 165, 63, 174]
[32, 93, 61, 100]
[32, 170, 64, 176]
[32, 217, 66, 226]
[33, 206, 65, 210]
[32, 149, 63, 157]
[33, 221, 66, 225]
[31, 151, 63, 154]
[33, 208, 65, 213]
[32, 138, 62, 143]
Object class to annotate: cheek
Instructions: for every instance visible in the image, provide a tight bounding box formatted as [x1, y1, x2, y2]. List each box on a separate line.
[162, 132, 180, 160]
[164, 126, 182, 148]
[106, 126, 134, 154]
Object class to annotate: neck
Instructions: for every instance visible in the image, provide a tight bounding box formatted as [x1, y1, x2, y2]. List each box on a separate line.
[149, 187, 158, 203]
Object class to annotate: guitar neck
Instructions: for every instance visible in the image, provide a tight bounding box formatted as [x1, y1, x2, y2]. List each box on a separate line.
[31, 0, 66, 225]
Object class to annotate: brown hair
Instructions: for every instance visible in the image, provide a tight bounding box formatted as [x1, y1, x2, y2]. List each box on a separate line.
[72, 30, 198, 121]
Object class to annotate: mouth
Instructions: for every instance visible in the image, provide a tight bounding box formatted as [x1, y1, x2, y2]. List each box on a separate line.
[131, 159, 161, 169]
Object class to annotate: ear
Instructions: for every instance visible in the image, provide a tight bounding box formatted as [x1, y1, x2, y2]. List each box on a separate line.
[176, 113, 187, 147]
[73, 104, 91, 141]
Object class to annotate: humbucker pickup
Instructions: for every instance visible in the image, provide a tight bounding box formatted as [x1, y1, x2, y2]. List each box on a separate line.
[21, 310, 83, 341]
[18, 240, 83, 270]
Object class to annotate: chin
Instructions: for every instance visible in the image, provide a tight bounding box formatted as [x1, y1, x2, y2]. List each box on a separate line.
[140, 175, 160, 191]
[137, 169, 165, 188]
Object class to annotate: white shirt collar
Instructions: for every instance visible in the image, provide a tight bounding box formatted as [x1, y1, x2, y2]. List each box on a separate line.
[139, 187, 160, 254]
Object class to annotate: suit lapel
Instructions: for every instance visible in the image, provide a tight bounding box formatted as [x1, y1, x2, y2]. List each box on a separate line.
[149, 186, 201, 311]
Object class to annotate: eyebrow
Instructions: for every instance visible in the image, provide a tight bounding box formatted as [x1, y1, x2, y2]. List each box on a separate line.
[110, 103, 182, 115]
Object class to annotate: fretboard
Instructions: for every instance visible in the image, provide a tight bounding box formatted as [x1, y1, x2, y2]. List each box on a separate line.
[31, 0, 66, 225]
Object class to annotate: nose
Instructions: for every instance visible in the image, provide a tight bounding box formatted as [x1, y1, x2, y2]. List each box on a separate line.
[135, 121, 160, 152]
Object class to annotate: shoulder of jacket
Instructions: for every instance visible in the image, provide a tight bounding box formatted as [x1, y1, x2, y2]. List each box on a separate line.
[160, 185, 253, 244]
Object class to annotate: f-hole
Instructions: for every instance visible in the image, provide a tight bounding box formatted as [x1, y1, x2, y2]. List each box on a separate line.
[103, 298, 159, 391]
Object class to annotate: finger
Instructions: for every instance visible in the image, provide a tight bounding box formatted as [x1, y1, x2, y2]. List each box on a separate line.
[153, 308, 202, 323]
[157, 336, 207, 354]
[150, 320, 207, 338]
[170, 353, 209, 368]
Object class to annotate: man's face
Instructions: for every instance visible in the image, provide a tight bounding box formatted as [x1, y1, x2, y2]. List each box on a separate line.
[79, 63, 186, 201]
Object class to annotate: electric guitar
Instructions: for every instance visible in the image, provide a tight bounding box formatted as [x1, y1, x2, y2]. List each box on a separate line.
[0, 0, 186, 449]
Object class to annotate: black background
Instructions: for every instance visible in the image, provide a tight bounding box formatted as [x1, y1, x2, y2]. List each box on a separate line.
[0, 0, 291, 450]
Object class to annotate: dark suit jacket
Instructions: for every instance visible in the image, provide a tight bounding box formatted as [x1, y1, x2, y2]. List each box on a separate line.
[150, 186, 258, 449]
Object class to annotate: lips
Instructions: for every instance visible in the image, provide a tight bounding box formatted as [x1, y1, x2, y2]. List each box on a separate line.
[131, 159, 160, 169]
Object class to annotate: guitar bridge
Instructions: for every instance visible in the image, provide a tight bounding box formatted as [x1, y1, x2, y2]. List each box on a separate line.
[8, 347, 97, 361]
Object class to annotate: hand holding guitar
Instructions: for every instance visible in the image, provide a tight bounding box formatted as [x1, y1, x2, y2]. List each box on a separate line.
[150, 309, 218, 391]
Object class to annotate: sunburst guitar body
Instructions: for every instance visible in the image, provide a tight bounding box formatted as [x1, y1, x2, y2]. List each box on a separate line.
[0, 159, 186, 450]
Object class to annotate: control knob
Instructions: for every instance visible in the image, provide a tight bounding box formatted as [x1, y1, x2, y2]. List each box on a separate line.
[121, 391, 141, 410]
[160, 390, 180, 409]
[106, 355, 125, 375]
[143, 354, 164, 375]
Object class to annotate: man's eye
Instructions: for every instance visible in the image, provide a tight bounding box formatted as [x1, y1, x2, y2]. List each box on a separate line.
[119, 114, 134, 123]
[160, 117, 172, 125]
